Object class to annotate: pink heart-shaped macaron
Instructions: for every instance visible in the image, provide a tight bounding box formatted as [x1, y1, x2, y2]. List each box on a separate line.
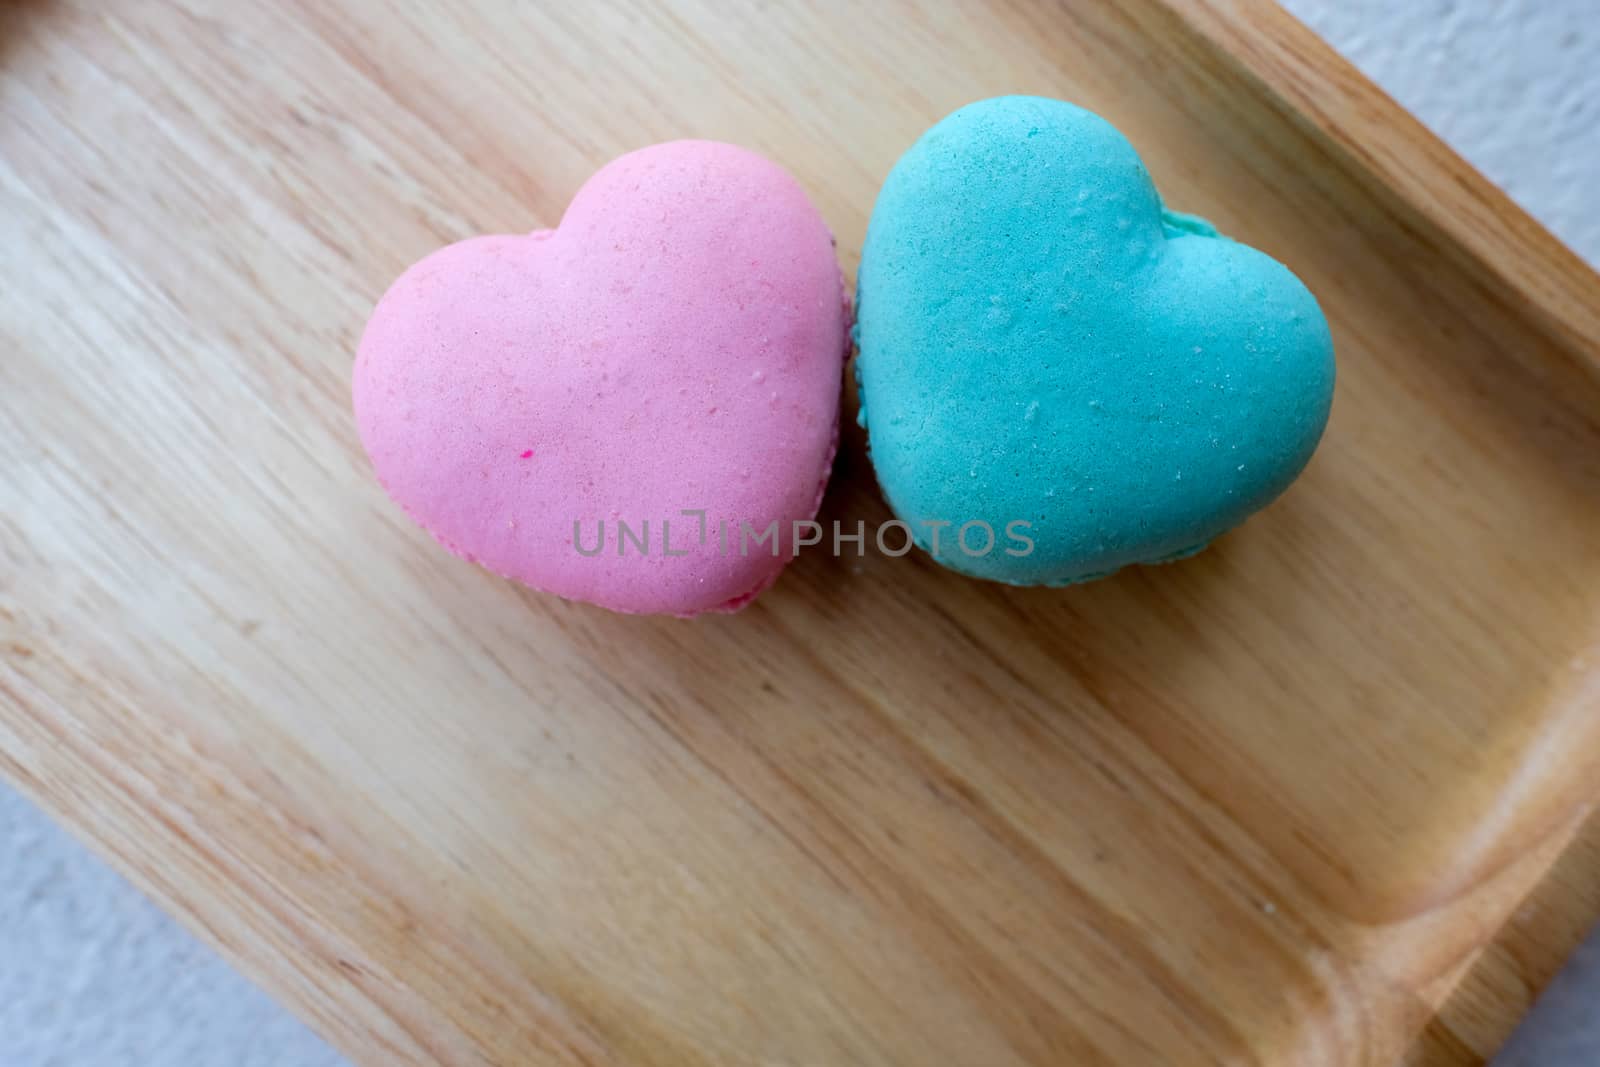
[354, 141, 848, 615]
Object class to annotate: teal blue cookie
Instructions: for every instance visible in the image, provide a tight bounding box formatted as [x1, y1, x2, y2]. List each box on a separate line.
[855, 96, 1336, 585]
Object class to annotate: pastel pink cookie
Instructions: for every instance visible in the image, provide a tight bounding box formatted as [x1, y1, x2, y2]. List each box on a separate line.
[354, 141, 847, 616]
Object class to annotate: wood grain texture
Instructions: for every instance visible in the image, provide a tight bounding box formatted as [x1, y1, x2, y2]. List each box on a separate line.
[2, 1, 1598, 1064]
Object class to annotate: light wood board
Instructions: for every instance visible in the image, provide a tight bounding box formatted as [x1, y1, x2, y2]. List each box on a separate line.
[3, 2, 1599, 1064]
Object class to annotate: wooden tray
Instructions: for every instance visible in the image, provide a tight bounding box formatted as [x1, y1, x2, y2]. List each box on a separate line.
[3, 2, 1598, 1064]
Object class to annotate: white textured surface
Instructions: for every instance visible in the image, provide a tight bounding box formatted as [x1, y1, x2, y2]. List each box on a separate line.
[1284, 0, 1599, 267]
[1493, 930, 1600, 1066]
[2, 4, 1596, 1065]
[0, 788, 346, 1067]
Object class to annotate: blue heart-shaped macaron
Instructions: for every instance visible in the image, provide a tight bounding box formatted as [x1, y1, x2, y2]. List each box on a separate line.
[855, 96, 1335, 585]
